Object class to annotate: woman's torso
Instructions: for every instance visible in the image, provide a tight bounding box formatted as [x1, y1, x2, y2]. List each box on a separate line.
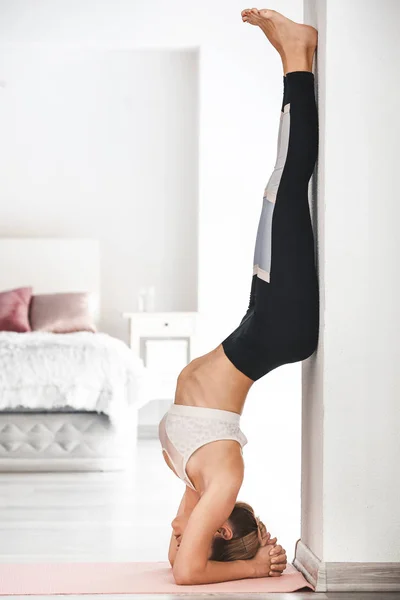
[174, 343, 254, 413]
[160, 344, 254, 493]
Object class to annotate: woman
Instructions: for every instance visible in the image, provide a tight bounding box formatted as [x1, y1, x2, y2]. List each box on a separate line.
[159, 7, 319, 586]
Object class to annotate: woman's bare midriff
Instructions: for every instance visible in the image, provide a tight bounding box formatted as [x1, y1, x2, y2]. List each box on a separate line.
[174, 343, 254, 415]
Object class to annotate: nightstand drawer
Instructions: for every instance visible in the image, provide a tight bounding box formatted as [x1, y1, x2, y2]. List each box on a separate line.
[139, 315, 195, 336]
[124, 312, 197, 338]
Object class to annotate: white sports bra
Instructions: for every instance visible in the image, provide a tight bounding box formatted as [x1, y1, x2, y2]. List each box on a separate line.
[158, 404, 248, 491]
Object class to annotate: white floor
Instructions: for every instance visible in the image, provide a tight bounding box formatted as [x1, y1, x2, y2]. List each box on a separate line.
[0, 441, 394, 600]
[0, 439, 183, 563]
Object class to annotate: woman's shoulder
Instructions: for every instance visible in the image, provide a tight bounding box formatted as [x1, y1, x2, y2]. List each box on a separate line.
[203, 441, 245, 493]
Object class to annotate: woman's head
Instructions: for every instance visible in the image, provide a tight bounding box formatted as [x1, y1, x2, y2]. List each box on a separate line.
[209, 501, 266, 561]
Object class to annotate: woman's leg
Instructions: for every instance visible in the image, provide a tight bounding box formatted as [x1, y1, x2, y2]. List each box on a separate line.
[222, 10, 319, 381]
[241, 76, 289, 321]
[254, 70, 319, 358]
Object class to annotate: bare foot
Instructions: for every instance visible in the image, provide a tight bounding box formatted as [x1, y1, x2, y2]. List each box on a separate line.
[241, 8, 317, 71]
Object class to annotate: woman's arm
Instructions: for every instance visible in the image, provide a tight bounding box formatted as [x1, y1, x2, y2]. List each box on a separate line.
[172, 478, 262, 585]
[171, 451, 262, 585]
[170, 448, 287, 584]
[168, 486, 200, 567]
[173, 484, 287, 585]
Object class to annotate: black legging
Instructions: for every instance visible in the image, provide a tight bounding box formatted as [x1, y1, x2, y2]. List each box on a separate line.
[222, 71, 319, 381]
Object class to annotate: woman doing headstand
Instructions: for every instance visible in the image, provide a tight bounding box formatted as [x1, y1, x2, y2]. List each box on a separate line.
[159, 8, 319, 585]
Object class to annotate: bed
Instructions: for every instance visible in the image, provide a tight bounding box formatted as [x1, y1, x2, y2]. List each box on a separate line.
[0, 238, 150, 472]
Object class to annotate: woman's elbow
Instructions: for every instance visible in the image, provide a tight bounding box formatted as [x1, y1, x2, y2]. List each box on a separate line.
[172, 565, 202, 586]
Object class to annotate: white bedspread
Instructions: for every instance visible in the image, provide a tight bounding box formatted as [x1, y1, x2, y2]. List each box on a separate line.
[0, 332, 152, 427]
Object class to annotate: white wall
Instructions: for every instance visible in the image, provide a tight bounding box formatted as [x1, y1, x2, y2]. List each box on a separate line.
[0, 46, 199, 341]
[303, 0, 400, 562]
[302, 0, 326, 562]
[0, 0, 304, 558]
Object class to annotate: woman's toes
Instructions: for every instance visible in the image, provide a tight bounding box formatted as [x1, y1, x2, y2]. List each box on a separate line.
[241, 7, 262, 25]
[250, 8, 260, 18]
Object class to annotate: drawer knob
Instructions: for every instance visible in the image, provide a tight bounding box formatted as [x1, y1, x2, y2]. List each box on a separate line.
[164, 322, 169, 327]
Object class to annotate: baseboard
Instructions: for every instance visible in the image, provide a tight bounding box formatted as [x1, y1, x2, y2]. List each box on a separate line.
[293, 539, 326, 591]
[294, 539, 400, 592]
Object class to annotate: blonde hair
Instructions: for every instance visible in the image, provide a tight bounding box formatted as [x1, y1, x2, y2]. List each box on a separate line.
[210, 501, 267, 562]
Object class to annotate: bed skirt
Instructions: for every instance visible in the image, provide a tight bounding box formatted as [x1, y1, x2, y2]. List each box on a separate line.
[0, 411, 138, 472]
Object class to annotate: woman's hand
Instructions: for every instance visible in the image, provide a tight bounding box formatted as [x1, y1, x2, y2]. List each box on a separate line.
[174, 533, 182, 550]
[250, 543, 288, 578]
[259, 528, 278, 548]
[267, 543, 287, 577]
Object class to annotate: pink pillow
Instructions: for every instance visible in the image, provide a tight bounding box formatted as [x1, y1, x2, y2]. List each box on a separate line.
[0, 287, 32, 332]
[30, 292, 96, 333]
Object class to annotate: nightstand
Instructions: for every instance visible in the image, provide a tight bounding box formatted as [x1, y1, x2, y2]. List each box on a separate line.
[123, 312, 198, 437]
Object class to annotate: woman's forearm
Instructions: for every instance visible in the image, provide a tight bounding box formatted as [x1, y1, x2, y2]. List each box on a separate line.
[169, 487, 199, 567]
[174, 557, 258, 585]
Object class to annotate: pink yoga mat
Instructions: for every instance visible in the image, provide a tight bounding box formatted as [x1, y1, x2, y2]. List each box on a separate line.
[0, 561, 313, 595]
